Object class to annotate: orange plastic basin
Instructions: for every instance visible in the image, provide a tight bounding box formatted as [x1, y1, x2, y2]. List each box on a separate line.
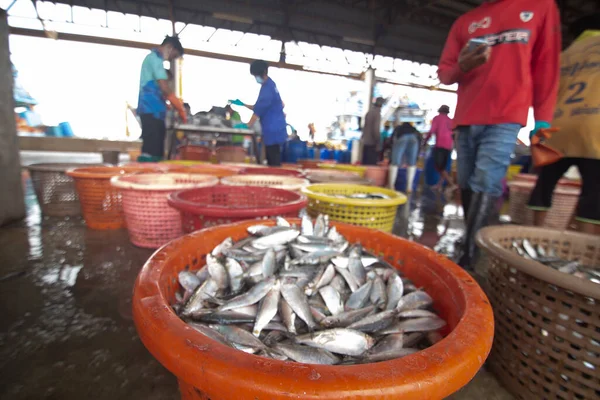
[132, 219, 494, 400]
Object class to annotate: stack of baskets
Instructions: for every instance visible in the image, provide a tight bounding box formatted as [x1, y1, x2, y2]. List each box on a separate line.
[509, 178, 580, 229]
[477, 225, 600, 400]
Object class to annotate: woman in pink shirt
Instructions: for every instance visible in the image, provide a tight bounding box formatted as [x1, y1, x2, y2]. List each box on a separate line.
[423, 105, 455, 191]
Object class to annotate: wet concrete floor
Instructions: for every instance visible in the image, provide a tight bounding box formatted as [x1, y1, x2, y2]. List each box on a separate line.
[0, 172, 514, 400]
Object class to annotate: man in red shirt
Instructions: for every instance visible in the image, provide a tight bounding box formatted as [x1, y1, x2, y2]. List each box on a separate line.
[438, 0, 561, 269]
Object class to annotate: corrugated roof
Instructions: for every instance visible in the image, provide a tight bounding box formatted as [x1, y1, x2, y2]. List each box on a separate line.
[44, 0, 599, 64]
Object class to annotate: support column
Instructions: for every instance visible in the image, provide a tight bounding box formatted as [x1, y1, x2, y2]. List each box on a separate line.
[0, 9, 25, 225]
[353, 67, 376, 164]
[363, 67, 375, 113]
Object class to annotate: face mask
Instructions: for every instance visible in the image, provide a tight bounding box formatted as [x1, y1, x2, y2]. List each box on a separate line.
[255, 76, 264, 84]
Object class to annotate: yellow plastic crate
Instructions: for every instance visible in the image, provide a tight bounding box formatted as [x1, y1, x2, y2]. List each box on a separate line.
[301, 184, 407, 232]
[317, 163, 367, 177]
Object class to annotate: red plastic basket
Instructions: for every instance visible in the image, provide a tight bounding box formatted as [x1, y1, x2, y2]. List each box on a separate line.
[215, 146, 247, 163]
[239, 167, 304, 177]
[167, 186, 308, 233]
[111, 173, 219, 248]
[178, 145, 212, 161]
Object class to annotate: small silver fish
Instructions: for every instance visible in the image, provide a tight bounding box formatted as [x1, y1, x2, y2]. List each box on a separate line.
[382, 317, 447, 334]
[348, 253, 367, 286]
[398, 309, 439, 319]
[370, 275, 387, 308]
[346, 280, 373, 310]
[252, 229, 300, 249]
[188, 322, 230, 346]
[296, 328, 375, 356]
[211, 324, 266, 350]
[273, 343, 340, 365]
[212, 237, 233, 257]
[369, 333, 404, 355]
[253, 280, 281, 337]
[178, 271, 201, 292]
[280, 297, 297, 334]
[320, 306, 376, 328]
[362, 347, 418, 363]
[301, 215, 314, 236]
[385, 274, 404, 311]
[396, 291, 433, 312]
[262, 248, 277, 277]
[182, 279, 219, 315]
[281, 283, 317, 330]
[319, 285, 344, 316]
[207, 255, 229, 290]
[276, 216, 291, 227]
[314, 214, 327, 237]
[225, 258, 244, 294]
[218, 277, 276, 312]
[347, 310, 397, 332]
[335, 265, 360, 292]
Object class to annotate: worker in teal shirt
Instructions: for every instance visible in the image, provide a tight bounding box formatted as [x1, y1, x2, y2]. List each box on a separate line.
[233, 60, 287, 166]
[137, 36, 187, 160]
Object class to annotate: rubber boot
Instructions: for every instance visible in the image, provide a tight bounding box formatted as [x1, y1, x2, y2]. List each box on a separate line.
[461, 188, 472, 219]
[406, 166, 417, 193]
[388, 165, 398, 190]
[457, 193, 498, 270]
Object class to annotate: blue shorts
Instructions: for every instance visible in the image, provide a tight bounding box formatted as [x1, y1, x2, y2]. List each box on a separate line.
[456, 124, 521, 196]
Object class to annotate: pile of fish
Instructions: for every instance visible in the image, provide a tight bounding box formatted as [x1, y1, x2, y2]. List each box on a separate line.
[514, 239, 600, 285]
[332, 193, 392, 200]
[172, 215, 446, 365]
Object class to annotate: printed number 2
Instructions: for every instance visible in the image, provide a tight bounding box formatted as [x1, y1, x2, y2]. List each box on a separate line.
[565, 82, 586, 104]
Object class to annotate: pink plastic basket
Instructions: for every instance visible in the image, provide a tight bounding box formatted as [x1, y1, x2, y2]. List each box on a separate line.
[110, 173, 218, 248]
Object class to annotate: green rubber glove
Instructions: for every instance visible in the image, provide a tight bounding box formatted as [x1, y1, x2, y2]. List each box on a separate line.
[229, 99, 245, 106]
[530, 121, 551, 139]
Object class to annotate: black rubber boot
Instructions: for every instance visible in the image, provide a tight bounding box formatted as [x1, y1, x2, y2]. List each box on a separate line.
[457, 193, 498, 270]
[460, 188, 472, 219]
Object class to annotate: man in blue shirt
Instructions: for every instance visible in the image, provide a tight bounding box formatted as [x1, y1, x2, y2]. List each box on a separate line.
[137, 36, 187, 160]
[237, 60, 287, 166]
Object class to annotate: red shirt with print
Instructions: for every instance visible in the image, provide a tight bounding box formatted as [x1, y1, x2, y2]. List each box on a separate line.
[438, 0, 561, 128]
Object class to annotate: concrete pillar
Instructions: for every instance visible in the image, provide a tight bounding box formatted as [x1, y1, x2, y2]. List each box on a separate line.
[0, 10, 25, 225]
[355, 67, 376, 164]
[363, 67, 375, 113]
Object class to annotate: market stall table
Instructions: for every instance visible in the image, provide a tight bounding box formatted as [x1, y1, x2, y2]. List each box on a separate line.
[166, 124, 260, 163]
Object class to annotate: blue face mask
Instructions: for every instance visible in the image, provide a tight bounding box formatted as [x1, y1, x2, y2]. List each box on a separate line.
[255, 76, 264, 84]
